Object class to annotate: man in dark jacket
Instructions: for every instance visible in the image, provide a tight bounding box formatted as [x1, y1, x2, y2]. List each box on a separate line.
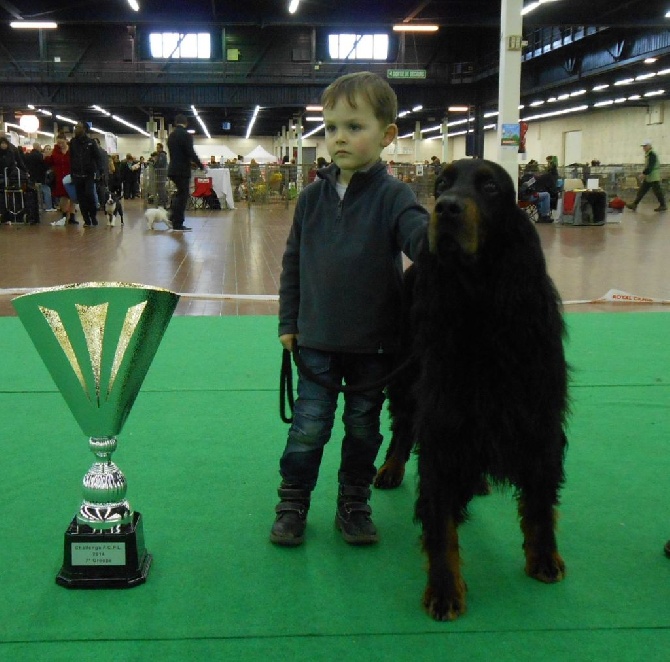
[167, 113, 202, 231]
[70, 122, 103, 226]
[24, 142, 54, 211]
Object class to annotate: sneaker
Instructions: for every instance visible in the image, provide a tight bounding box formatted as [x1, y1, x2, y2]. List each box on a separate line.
[654, 206, 668, 212]
[51, 217, 66, 227]
[625, 203, 637, 211]
[172, 226, 192, 232]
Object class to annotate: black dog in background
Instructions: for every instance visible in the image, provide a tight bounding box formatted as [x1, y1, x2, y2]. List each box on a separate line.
[375, 158, 569, 621]
[104, 193, 124, 226]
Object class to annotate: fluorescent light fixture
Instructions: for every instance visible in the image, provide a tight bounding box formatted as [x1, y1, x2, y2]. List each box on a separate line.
[420, 126, 440, 134]
[246, 105, 260, 139]
[127, 0, 140, 10]
[547, 97, 558, 103]
[397, 110, 410, 118]
[614, 98, 627, 103]
[614, 78, 634, 86]
[288, 0, 300, 13]
[10, 21, 57, 29]
[530, 100, 545, 107]
[521, 2, 541, 16]
[644, 89, 665, 97]
[644, 57, 658, 64]
[447, 106, 469, 112]
[305, 105, 322, 111]
[635, 73, 656, 81]
[483, 124, 496, 130]
[570, 89, 586, 96]
[657, 68, 670, 76]
[55, 114, 77, 125]
[521, 104, 588, 122]
[627, 94, 641, 100]
[304, 116, 324, 122]
[594, 100, 614, 107]
[411, 105, 423, 112]
[303, 123, 325, 139]
[483, 111, 499, 118]
[392, 24, 439, 32]
[557, 93, 569, 101]
[191, 105, 211, 138]
[112, 115, 151, 136]
[592, 84, 610, 91]
[92, 105, 111, 116]
[666, 10, 670, 17]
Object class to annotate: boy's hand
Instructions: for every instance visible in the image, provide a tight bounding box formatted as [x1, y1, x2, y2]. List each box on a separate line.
[279, 334, 297, 351]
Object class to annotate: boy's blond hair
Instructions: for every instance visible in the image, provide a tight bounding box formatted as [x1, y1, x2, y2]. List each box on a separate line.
[321, 71, 398, 126]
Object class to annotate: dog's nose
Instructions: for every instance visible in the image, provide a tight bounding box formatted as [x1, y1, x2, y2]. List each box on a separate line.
[434, 194, 464, 218]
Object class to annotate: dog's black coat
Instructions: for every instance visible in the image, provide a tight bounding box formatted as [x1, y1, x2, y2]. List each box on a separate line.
[376, 158, 568, 621]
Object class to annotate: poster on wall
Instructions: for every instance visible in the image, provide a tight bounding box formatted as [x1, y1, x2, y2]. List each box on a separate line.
[501, 124, 520, 147]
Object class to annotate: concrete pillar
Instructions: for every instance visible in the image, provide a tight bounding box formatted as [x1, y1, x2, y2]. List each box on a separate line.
[496, 0, 523, 191]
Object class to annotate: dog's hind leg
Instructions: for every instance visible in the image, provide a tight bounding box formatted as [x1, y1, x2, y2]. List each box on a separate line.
[374, 413, 413, 489]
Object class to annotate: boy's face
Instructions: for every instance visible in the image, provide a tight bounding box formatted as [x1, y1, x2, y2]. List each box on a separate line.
[323, 94, 396, 183]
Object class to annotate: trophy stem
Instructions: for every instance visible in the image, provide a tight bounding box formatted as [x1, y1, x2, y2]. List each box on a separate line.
[77, 436, 133, 530]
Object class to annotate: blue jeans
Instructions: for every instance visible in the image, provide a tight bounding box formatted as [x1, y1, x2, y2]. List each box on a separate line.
[39, 184, 52, 210]
[279, 347, 393, 490]
[532, 191, 551, 217]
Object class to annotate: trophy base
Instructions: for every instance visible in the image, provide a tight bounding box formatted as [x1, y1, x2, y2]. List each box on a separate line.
[56, 511, 151, 589]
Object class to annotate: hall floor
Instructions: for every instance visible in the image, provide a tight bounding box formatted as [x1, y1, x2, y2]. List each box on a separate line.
[1, 196, 669, 316]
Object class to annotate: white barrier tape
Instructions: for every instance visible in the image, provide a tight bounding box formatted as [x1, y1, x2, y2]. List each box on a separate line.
[563, 288, 670, 306]
[0, 287, 278, 302]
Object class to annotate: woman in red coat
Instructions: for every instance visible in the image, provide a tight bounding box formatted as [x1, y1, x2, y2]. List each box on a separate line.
[44, 133, 77, 225]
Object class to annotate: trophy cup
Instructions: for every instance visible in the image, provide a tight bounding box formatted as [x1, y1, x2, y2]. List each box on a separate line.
[13, 282, 179, 588]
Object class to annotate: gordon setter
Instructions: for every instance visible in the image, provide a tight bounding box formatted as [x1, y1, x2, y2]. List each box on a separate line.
[375, 158, 569, 621]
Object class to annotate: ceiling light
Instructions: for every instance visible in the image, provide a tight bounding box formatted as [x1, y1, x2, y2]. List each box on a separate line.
[448, 106, 469, 112]
[530, 100, 545, 107]
[411, 105, 423, 112]
[644, 57, 658, 64]
[614, 78, 634, 86]
[570, 89, 586, 96]
[392, 24, 439, 32]
[304, 116, 324, 122]
[246, 105, 260, 139]
[19, 114, 39, 133]
[614, 98, 627, 103]
[111, 115, 151, 136]
[636, 73, 656, 81]
[10, 21, 58, 29]
[191, 105, 211, 139]
[657, 68, 670, 76]
[594, 100, 614, 107]
[305, 105, 322, 112]
[644, 89, 665, 97]
[592, 84, 610, 91]
[127, 0, 140, 10]
[627, 94, 641, 100]
[303, 123, 325, 139]
[288, 0, 300, 13]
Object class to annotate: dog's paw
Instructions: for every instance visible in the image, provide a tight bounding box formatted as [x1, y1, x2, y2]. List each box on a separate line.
[422, 582, 467, 621]
[373, 457, 406, 489]
[525, 551, 566, 583]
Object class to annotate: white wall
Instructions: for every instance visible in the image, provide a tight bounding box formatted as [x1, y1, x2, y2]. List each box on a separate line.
[111, 101, 667, 168]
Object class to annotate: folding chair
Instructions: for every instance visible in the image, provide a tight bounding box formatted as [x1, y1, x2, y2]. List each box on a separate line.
[189, 176, 214, 210]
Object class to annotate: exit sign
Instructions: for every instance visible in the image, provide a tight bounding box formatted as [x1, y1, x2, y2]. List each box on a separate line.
[387, 69, 427, 79]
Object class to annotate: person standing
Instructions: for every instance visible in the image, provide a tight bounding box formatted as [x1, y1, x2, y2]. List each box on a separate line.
[24, 142, 54, 211]
[167, 114, 202, 232]
[626, 140, 667, 212]
[154, 142, 169, 208]
[269, 71, 428, 547]
[70, 122, 103, 227]
[45, 132, 77, 225]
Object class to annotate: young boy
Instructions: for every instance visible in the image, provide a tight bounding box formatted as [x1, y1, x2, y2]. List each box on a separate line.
[271, 71, 428, 547]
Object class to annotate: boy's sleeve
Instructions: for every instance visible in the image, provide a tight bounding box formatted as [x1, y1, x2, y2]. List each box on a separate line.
[278, 198, 304, 337]
[393, 187, 429, 262]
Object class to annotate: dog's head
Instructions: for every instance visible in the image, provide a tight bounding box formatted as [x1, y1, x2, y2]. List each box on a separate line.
[430, 159, 519, 258]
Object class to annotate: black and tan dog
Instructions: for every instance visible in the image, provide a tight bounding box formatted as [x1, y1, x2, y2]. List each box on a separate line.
[375, 158, 569, 621]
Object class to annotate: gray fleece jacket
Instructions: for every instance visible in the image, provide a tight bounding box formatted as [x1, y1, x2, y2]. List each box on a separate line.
[278, 161, 428, 354]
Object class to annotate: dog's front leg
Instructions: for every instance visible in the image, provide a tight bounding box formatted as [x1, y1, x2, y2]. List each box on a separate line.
[518, 495, 565, 584]
[421, 515, 466, 621]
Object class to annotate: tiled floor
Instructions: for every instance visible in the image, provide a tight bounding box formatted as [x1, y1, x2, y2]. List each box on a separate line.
[1, 196, 669, 316]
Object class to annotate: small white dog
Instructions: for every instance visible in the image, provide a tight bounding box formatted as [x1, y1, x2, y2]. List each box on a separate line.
[145, 207, 172, 230]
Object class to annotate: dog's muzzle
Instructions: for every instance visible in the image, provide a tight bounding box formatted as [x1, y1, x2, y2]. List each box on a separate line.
[429, 194, 482, 256]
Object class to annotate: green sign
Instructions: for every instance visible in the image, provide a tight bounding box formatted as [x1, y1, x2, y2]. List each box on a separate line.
[387, 69, 427, 79]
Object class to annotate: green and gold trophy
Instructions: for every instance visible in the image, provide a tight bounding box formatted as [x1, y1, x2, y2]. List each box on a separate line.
[13, 282, 179, 588]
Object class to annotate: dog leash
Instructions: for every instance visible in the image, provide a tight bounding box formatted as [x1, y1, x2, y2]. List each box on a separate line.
[279, 340, 412, 423]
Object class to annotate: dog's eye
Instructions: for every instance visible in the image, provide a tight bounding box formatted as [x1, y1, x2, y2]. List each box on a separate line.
[482, 179, 499, 194]
[434, 177, 451, 197]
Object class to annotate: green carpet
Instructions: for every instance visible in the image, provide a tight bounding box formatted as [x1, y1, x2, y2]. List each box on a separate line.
[1, 314, 669, 661]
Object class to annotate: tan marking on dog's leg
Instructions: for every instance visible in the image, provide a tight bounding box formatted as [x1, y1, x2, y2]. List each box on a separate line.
[422, 517, 467, 621]
[518, 499, 566, 583]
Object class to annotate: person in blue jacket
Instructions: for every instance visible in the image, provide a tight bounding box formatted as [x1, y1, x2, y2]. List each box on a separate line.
[270, 71, 428, 547]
